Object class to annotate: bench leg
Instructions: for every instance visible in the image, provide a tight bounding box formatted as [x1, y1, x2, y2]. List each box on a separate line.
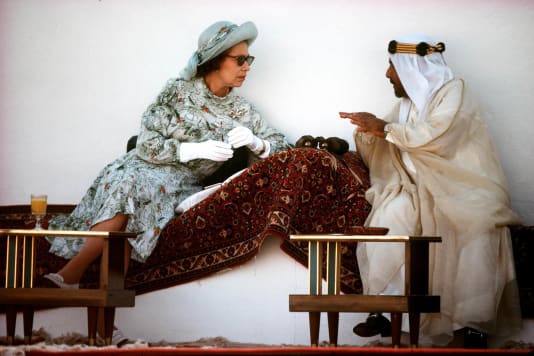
[408, 312, 420, 347]
[23, 307, 34, 344]
[102, 307, 116, 346]
[88, 307, 116, 346]
[327, 312, 339, 346]
[6, 306, 16, 345]
[390, 312, 402, 348]
[87, 307, 98, 346]
[308, 312, 320, 346]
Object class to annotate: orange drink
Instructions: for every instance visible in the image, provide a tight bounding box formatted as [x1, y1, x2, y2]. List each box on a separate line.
[31, 194, 47, 215]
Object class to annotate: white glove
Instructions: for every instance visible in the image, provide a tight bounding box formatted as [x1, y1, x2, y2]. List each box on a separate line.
[179, 140, 233, 162]
[227, 126, 263, 152]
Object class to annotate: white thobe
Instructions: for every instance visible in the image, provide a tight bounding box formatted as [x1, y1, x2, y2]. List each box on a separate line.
[354, 78, 522, 345]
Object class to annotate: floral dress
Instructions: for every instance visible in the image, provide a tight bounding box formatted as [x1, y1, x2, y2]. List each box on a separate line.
[48, 77, 291, 262]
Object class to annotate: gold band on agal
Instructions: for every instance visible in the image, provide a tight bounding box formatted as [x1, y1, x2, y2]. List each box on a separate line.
[388, 40, 445, 56]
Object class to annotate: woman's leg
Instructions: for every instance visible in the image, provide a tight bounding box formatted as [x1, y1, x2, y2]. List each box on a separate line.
[58, 214, 129, 284]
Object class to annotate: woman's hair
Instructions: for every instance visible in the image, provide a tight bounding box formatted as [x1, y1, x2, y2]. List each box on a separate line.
[195, 48, 231, 78]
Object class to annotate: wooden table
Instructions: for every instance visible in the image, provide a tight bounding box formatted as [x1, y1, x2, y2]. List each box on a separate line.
[1, 229, 136, 345]
[288, 234, 441, 348]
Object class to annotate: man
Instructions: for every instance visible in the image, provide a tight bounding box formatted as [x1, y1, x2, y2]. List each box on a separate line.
[339, 33, 522, 347]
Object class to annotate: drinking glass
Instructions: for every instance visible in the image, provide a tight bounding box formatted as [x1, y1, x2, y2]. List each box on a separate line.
[31, 194, 47, 230]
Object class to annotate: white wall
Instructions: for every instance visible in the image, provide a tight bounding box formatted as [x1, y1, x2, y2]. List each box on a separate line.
[1, 0, 534, 347]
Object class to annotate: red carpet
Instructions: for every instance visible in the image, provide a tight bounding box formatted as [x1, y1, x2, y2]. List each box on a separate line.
[23, 346, 532, 356]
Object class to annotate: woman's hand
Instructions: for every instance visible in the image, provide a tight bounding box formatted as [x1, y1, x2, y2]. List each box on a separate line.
[339, 112, 388, 138]
[228, 126, 266, 155]
[179, 140, 234, 162]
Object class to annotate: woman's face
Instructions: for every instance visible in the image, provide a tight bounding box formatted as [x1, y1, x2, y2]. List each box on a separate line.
[217, 41, 252, 88]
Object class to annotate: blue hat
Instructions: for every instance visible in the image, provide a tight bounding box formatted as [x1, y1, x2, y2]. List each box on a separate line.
[180, 21, 258, 80]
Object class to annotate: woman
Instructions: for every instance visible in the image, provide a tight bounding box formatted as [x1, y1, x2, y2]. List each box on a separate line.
[43, 20, 291, 291]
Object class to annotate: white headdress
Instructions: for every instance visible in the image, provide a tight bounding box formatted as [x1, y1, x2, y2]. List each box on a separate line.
[389, 33, 453, 123]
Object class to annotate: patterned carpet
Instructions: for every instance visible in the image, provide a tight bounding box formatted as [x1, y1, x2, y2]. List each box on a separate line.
[1, 330, 533, 356]
[1, 149, 372, 298]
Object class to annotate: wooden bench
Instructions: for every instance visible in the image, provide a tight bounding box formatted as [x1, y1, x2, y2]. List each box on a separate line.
[288, 234, 441, 348]
[0, 229, 136, 346]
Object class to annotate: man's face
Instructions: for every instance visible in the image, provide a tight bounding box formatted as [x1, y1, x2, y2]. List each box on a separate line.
[386, 60, 408, 98]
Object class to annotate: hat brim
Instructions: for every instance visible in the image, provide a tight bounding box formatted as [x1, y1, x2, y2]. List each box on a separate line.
[198, 21, 258, 65]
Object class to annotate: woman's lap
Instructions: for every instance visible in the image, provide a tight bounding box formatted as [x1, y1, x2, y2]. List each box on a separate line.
[127, 148, 371, 295]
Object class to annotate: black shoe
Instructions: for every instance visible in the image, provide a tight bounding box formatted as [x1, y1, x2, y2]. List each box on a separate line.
[353, 313, 392, 337]
[464, 327, 487, 349]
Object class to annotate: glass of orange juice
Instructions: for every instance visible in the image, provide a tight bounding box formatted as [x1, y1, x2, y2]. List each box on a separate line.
[30, 194, 47, 230]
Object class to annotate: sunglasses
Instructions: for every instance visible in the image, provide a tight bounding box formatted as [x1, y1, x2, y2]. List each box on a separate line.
[226, 55, 255, 66]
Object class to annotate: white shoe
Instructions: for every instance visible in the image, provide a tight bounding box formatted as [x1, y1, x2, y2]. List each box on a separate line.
[44, 273, 80, 289]
[97, 327, 131, 347]
[111, 328, 130, 346]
